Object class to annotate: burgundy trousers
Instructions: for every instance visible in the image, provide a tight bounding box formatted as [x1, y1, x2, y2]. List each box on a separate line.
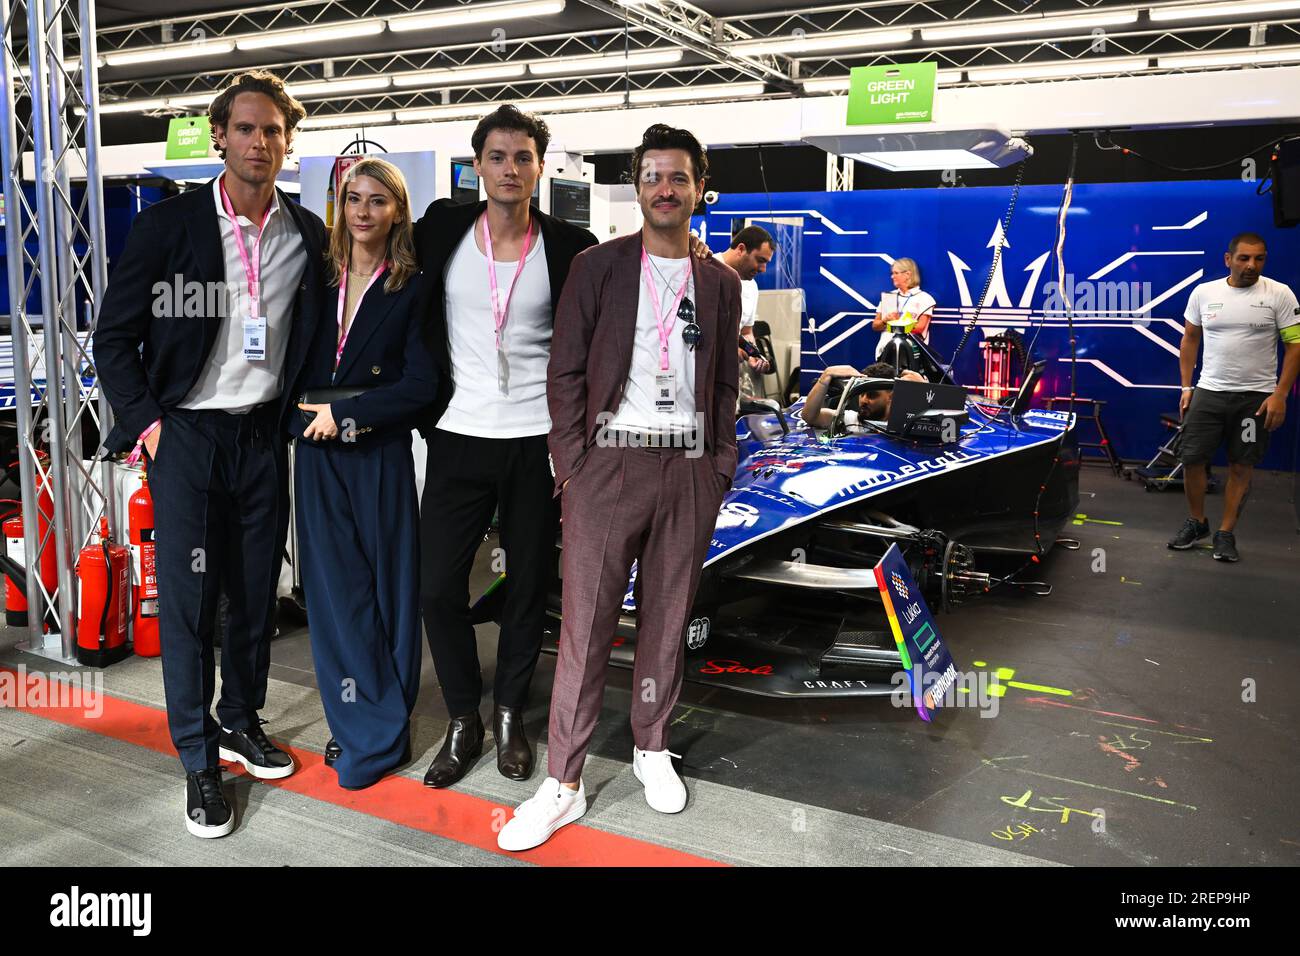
[547, 440, 723, 782]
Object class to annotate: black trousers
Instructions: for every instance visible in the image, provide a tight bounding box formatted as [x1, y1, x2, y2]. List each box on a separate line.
[420, 429, 556, 716]
[147, 407, 287, 773]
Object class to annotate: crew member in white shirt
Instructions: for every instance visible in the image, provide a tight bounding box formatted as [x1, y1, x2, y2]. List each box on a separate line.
[1169, 232, 1300, 562]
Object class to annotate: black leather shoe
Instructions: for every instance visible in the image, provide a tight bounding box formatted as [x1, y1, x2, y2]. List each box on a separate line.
[219, 718, 295, 780]
[423, 712, 484, 789]
[494, 705, 533, 781]
[324, 737, 341, 767]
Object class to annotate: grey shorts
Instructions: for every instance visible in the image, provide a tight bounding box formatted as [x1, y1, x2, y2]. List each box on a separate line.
[1178, 388, 1272, 466]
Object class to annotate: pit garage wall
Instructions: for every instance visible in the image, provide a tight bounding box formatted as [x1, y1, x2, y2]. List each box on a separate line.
[704, 180, 1300, 472]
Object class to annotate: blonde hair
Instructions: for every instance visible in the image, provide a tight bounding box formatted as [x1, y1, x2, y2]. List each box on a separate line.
[326, 157, 418, 293]
[891, 257, 921, 289]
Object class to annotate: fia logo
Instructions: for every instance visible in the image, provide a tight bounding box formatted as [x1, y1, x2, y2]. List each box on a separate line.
[890, 571, 909, 601]
[686, 617, 711, 650]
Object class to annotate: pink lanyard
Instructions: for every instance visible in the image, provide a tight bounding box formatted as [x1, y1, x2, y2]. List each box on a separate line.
[218, 177, 274, 318]
[335, 261, 388, 371]
[640, 247, 690, 371]
[482, 213, 535, 351]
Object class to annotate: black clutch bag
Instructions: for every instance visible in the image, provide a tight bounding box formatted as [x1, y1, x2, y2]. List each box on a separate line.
[299, 386, 374, 425]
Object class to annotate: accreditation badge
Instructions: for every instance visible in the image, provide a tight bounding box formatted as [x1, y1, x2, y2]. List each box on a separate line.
[243, 314, 267, 361]
[654, 369, 676, 415]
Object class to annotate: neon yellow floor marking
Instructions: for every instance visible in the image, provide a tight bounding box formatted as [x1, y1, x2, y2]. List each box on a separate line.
[1009, 768, 1197, 810]
[995, 667, 1016, 680]
[973, 660, 987, 668]
[1006, 680, 1073, 696]
[989, 684, 1007, 697]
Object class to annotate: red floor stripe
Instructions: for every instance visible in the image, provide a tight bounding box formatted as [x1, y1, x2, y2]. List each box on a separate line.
[3, 666, 725, 867]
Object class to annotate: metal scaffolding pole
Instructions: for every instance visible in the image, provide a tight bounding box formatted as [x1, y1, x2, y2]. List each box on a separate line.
[1, 0, 109, 660]
[1, 0, 57, 646]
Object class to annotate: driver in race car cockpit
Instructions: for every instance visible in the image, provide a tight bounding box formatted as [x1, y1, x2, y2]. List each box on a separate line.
[799, 360, 925, 430]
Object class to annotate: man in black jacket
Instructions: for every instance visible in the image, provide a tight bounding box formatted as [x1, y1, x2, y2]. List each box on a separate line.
[413, 105, 598, 789]
[93, 71, 326, 838]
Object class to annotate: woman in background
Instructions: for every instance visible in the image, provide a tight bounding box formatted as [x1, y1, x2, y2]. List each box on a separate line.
[872, 257, 937, 361]
[293, 158, 434, 789]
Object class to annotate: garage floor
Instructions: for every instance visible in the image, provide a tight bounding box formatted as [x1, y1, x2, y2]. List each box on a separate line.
[2, 464, 1297, 866]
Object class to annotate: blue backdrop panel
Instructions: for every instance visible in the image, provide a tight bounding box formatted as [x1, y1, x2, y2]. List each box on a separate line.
[703, 180, 1300, 471]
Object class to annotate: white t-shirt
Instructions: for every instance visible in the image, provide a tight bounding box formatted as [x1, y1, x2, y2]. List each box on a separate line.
[437, 227, 554, 438]
[875, 287, 937, 359]
[740, 279, 759, 330]
[607, 254, 697, 434]
[1183, 276, 1300, 393]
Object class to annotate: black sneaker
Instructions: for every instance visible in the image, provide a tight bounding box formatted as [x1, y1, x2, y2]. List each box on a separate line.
[1212, 530, 1239, 562]
[324, 737, 341, 767]
[219, 719, 296, 780]
[1168, 517, 1210, 550]
[185, 768, 234, 838]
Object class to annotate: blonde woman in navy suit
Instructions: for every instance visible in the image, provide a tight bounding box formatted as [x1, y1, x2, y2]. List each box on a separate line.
[292, 157, 435, 789]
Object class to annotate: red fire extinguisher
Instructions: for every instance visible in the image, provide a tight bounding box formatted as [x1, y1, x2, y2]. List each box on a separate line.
[76, 516, 131, 667]
[3, 472, 58, 630]
[128, 469, 160, 657]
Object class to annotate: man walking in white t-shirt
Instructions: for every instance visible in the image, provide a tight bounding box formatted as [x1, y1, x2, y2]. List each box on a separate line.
[1169, 232, 1300, 561]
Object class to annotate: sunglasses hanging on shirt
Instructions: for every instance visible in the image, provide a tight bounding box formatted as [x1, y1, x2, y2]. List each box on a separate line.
[679, 297, 701, 350]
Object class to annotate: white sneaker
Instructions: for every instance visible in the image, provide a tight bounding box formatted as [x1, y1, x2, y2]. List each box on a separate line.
[632, 747, 687, 814]
[497, 777, 586, 851]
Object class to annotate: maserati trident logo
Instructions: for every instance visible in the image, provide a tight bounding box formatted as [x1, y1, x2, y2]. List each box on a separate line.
[890, 571, 909, 600]
[925, 389, 935, 404]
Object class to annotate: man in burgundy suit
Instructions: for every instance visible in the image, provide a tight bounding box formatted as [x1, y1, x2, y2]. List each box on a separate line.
[497, 124, 740, 851]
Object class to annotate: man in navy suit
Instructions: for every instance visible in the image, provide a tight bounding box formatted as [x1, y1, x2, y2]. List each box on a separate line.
[94, 70, 326, 838]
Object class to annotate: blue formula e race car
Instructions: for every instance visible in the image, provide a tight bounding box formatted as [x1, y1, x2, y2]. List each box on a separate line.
[478, 335, 1081, 699]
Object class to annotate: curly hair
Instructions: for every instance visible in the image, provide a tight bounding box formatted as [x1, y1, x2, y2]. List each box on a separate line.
[208, 71, 306, 158]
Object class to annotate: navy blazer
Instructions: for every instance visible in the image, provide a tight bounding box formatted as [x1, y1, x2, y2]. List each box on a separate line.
[289, 268, 436, 446]
[93, 178, 327, 453]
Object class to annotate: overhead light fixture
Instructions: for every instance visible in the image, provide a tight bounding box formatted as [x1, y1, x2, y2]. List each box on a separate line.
[299, 110, 395, 129]
[726, 28, 913, 58]
[236, 20, 384, 52]
[628, 82, 765, 104]
[102, 39, 234, 67]
[802, 70, 963, 93]
[921, 10, 1139, 42]
[528, 47, 684, 76]
[389, 0, 565, 32]
[289, 76, 392, 97]
[965, 56, 1150, 83]
[805, 126, 1033, 172]
[1157, 45, 1300, 68]
[395, 91, 622, 122]
[392, 63, 527, 87]
[1150, 1, 1300, 23]
[96, 92, 213, 114]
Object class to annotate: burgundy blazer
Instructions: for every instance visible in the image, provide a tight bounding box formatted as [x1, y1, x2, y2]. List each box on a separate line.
[547, 231, 741, 496]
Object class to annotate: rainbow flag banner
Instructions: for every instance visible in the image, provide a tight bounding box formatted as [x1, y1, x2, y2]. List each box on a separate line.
[872, 543, 959, 722]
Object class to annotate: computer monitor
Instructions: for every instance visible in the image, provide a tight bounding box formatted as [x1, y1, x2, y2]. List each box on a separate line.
[549, 178, 590, 227]
[1009, 360, 1047, 415]
[450, 161, 479, 203]
[886, 379, 969, 439]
